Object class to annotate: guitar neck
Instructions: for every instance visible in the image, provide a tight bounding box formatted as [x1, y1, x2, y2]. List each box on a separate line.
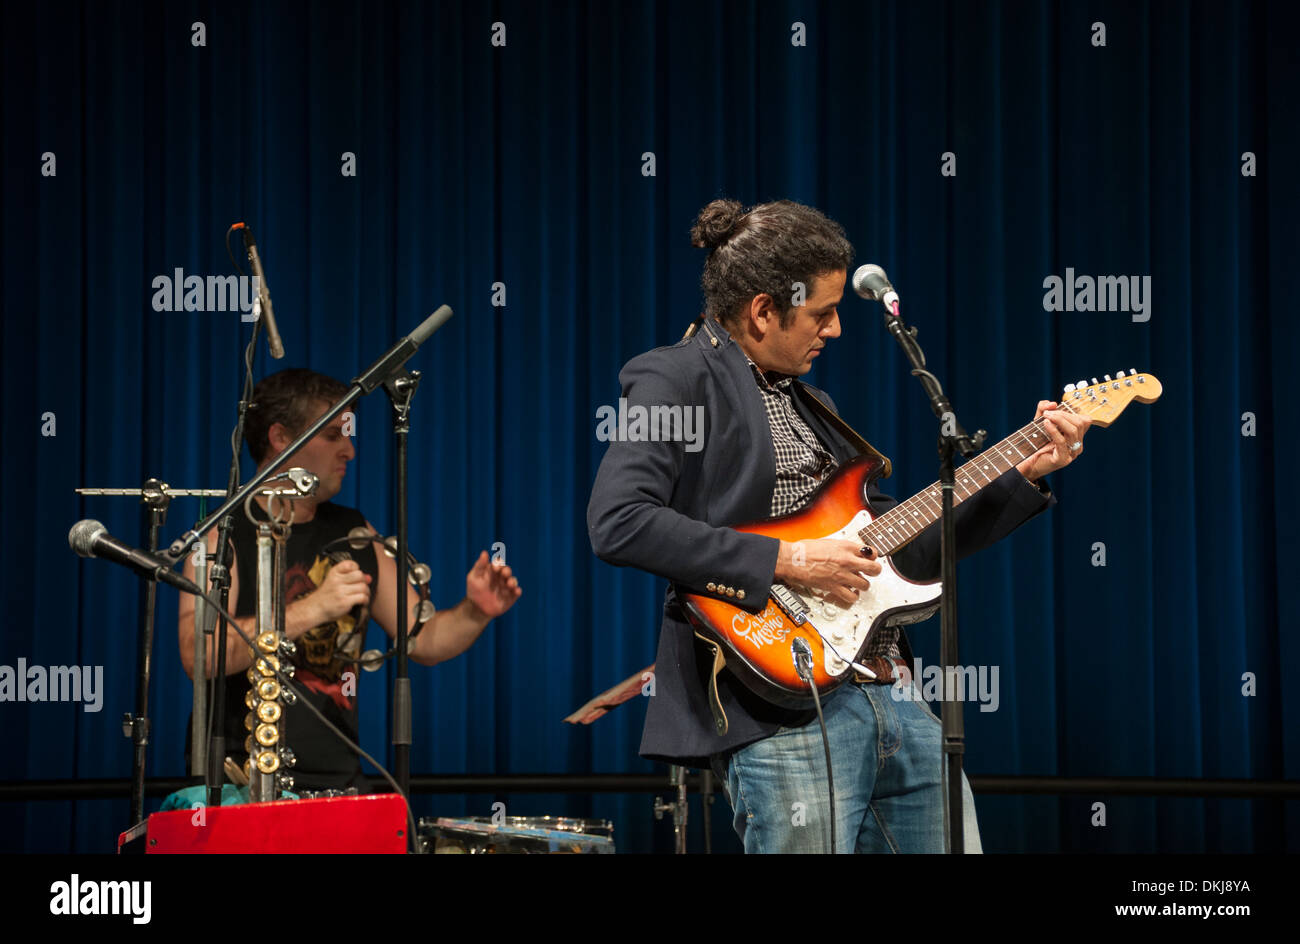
[860, 405, 1079, 556]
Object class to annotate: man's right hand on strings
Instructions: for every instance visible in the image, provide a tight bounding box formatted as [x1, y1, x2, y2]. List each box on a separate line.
[775, 539, 881, 606]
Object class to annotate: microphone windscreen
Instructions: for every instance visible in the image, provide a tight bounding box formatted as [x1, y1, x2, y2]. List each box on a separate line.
[69, 519, 107, 557]
[410, 305, 453, 348]
[852, 264, 890, 301]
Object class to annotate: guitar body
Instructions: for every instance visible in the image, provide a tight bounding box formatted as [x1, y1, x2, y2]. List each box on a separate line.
[679, 454, 941, 708]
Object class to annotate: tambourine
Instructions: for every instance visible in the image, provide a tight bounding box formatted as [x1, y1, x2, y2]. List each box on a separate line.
[318, 526, 436, 671]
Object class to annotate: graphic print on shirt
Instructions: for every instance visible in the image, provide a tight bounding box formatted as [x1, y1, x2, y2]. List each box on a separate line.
[283, 551, 369, 711]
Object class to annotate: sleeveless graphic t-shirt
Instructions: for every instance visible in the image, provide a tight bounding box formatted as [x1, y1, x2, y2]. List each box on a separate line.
[197, 501, 380, 792]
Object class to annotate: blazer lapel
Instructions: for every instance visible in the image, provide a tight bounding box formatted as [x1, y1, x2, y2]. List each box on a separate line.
[695, 324, 776, 517]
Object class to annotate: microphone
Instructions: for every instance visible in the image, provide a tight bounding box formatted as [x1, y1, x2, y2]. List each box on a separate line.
[852, 264, 900, 312]
[351, 305, 454, 394]
[69, 519, 204, 596]
[235, 223, 286, 359]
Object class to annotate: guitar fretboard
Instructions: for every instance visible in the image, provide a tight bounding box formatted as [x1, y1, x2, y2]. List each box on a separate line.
[859, 402, 1081, 556]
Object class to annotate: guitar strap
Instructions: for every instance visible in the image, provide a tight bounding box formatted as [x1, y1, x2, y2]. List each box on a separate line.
[795, 383, 893, 479]
[693, 632, 730, 736]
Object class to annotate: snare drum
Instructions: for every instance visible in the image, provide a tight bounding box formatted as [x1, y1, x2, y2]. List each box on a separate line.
[419, 816, 615, 854]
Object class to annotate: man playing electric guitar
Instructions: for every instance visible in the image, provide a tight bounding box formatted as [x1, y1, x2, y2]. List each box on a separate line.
[587, 198, 1091, 853]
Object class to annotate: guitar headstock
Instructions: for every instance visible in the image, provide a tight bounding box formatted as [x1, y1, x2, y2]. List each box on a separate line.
[1060, 370, 1162, 427]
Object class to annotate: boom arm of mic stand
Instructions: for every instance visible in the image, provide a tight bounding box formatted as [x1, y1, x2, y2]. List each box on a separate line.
[167, 307, 452, 561]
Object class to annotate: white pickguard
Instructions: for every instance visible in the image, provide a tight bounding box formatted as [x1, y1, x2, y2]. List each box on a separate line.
[778, 510, 942, 678]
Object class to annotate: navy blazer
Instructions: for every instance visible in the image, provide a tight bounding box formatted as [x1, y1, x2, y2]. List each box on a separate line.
[587, 320, 1054, 768]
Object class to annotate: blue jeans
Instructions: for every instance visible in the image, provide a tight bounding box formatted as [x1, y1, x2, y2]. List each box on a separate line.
[712, 681, 982, 853]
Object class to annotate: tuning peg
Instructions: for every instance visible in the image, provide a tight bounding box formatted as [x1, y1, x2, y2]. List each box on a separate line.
[1064, 383, 1076, 393]
[1103, 374, 1111, 382]
[1076, 379, 1087, 390]
[1130, 367, 1137, 376]
[1116, 369, 1126, 378]
[1091, 377, 1099, 385]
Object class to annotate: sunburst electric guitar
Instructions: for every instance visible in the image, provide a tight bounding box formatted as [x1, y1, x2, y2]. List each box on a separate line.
[679, 371, 1162, 708]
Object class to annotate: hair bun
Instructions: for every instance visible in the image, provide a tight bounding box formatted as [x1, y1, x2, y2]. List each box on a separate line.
[690, 199, 745, 250]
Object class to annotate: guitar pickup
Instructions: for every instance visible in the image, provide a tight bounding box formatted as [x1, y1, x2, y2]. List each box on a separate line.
[770, 584, 809, 625]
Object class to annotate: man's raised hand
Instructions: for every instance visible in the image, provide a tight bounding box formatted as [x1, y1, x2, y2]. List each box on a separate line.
[465, 551, 523, 621]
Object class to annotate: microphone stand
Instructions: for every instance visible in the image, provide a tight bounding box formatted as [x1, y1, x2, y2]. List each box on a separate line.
[204, 300, 265, 809]
[167, 307, 452, 565]
[882, 304, 984, 854]
[74, 481, 227, 831]
[123, 479, 169, 826]
[653, 766, 689, 853]
[382, 368, 421, 826]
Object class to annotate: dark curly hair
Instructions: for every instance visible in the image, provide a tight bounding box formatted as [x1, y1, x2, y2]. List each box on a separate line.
[244, 368, 350, 464]
[691, 198, 854, 329]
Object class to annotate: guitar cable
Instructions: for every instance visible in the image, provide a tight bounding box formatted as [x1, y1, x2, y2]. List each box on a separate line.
[810, 627, 880, 681]
[792, 638, 836, 854]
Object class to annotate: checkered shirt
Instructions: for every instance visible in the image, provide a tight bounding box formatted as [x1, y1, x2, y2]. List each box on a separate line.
[742, 352, 901, 660]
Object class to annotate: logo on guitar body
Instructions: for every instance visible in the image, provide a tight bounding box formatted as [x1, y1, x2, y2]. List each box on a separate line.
[729, 607, 793, 650]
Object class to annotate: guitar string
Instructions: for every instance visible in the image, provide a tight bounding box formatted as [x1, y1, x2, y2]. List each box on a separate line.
[856, 391, 1103, 552]
[800, 392, 1107, 670]
[801, 391, 1107, 675]
[858, 416, 1051, 549]
[859, 401, 1085, 549]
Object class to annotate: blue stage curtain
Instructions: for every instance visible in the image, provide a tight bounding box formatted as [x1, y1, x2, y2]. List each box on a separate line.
[1, 0, 1295, 853]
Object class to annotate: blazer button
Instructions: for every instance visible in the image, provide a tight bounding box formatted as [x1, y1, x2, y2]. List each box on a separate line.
[736, 589, 745, 600]
[726, 587, 736, 597]
[707, 582, 717, 592]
